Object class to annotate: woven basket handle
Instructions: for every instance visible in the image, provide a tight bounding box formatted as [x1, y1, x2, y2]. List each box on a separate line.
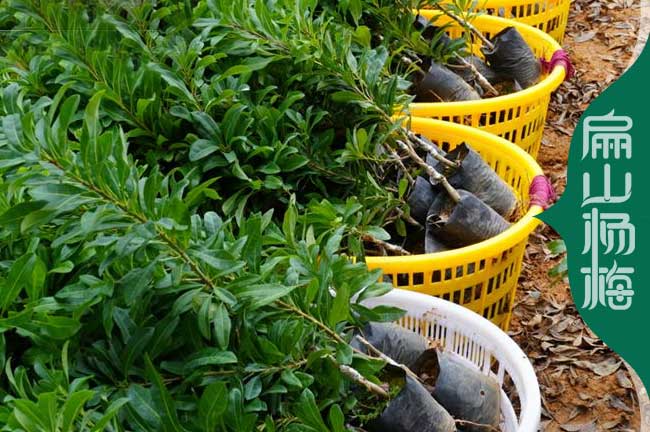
[529, 175, 557, 210]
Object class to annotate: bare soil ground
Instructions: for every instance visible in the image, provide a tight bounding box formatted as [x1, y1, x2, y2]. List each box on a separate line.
[509, 0, 644, 430]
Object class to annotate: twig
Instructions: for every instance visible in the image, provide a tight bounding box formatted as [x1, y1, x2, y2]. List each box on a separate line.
[395, 140, 461, 203]
[453, 54, 499, 96]
[361, 234, 411, 256]
[406, 131, 459, 170]
[339, 364, 389, 398]
[433, 5, 495, 51]
[388, 149, 415, 185]
[395, 207, 422, 227]
[401, 55, 425, 76]
[454, 419, 500, 432]
[355, 336, 421, 383]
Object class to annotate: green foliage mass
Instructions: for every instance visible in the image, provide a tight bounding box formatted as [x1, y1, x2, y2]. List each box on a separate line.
[0, 0, 468, 430]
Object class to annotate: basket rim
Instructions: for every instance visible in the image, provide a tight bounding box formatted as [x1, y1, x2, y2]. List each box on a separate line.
[365, 118, 543, 267]
[477, 0, 571, 10]
[407, 12, 566, 112]
[362, 289, 542, 431]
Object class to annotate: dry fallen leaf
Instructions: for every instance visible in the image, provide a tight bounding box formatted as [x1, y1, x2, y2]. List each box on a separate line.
[561, 420, 597, 432]
[574, 358, 622, 376]
[617, 370, 635, 389]
[610, 395, 635, 413]
[575, 30, 598, 42]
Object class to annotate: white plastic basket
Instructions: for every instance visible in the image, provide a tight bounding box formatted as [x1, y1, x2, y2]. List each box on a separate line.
[362, 289, 541, 432]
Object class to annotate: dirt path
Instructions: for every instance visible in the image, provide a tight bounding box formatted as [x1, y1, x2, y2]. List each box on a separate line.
[510, 0, 643, 430]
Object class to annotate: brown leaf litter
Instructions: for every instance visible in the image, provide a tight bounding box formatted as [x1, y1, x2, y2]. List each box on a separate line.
[510, 0, 644, 430]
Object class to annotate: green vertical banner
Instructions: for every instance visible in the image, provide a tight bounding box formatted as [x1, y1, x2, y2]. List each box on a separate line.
[541, 44, 650, 390]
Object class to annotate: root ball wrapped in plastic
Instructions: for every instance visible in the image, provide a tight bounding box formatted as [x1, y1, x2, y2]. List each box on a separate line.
[425, 228, 450, 254]
[414, 14, 453, 50]
[432, 352, 501, 432]
[353, 322, 428, 369]
[427, 190, 511, 248]
[408, 176, 441, 226]
[368, 373, 457, 432]
[431, 143, 518, 218]
[482, 27, 541, 89]
[414, 62, 481, 102]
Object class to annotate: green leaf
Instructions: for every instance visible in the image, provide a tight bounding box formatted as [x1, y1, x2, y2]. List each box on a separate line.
[36, 315, 82, 340]
[127, 385, 163, 429]
[328, 404, 346, 432]
[237, 283, 298, 310]
[82, 90, 106, 165]
[104, 14, 148, 52]
[149, 63, 196, 104]
[364, 226, 390, 241]
[244, 376, 262, 400]
[330, 91, 364, 103]
[213, 303, 231, 350]
[122, 327, 155, 376]
[185, 177, 221, 208]
[353, 26, 371, 47]
[549, 257, 568, 277]
[398, 177, 408, 198]
[1, 254, 34, 313]
[2, 113, 22, 147]
[395, 217, 407, 237]
[144, 355, 185, 432]
[49, 261, 74, 274]
[190, 250, 244, 276]
[223, 64, 252, 77]
[365, 305, 406, 322]
[0, 201, 47, 232]
[548, 239, 567, 254]
[282, 201, 297, 245]
[197, 298, 212, 340]
[25, 254, 46, 302]
[348, 0, 362, 23]
[184, 349, 237, 372]
[189, 139, 219, 161]
[90, 398, 129, 432]
[294, 389, 329, 432]
[12, 399, 47, 431]
[61, 390, 95, 432]
[120, 260, 157, 303]
[328, 283, 350, 327]
[281, 369, 303, 388]
[198, 381, 228, 431]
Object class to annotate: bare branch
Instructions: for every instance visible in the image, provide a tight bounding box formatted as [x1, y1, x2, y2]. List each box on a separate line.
[355, 335, 422, 383]
[388, 149, 415, 185]
[395, 140, 461, 203]
[406, 131, 459, 170]
[362, 234, 411, 256]
[339, 364, 390, 398]
[453, 54, 499, 97]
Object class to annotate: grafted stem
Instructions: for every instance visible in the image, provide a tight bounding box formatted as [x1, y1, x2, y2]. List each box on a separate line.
[452, 54, 499, 97]
[406, 131, 460, 170]
[395, 140, 461, 204]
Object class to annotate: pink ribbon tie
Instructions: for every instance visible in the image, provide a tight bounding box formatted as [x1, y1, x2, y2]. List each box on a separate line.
[529, 175, 557, 210]
[540, 49, 574, 81]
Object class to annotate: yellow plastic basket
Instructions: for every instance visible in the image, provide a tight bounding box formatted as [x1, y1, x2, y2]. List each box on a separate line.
[478, 0, 571, 42]
[365, 118, 544, 331]
[433, 0, 571, 41]
[409, 12, 566, 159]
